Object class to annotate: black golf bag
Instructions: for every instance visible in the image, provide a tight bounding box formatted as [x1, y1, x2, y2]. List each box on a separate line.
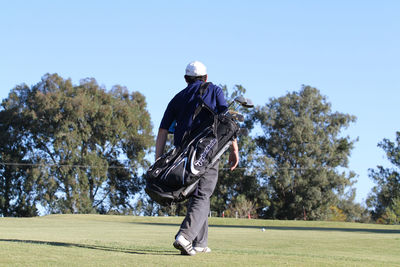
[145, 83, 241, 206]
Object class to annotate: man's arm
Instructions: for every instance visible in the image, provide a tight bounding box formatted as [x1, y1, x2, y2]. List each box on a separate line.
[228, 138, 239, 171]
[155, 128, 169, 160]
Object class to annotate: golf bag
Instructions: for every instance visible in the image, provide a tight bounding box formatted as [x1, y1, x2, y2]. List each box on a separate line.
[145, 83, 240, 206]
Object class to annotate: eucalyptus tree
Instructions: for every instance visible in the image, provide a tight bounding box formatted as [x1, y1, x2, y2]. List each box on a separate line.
[1, 74, 153, 215]
[254, 86, 357, 220]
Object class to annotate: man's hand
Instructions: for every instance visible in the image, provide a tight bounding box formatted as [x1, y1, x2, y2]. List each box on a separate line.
[228, 139, 239, 171]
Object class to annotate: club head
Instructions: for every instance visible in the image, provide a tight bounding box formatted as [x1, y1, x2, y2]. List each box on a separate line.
[234, 96, 254, 108]
[234, 96, 247, 105]
[243, 98, 254, 108]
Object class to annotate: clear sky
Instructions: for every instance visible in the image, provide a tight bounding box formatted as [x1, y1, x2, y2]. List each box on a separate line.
[1, 0, 399, 204]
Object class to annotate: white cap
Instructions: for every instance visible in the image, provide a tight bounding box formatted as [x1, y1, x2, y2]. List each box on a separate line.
[185, 61, 207, 76]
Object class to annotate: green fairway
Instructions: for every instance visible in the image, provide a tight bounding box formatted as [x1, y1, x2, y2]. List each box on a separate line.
[1, 215, 399, 266]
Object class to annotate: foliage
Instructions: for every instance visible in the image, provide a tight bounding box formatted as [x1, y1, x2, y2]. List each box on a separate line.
[253, 85, 357, 220]
[367, 132, 400, 222]
[327, 206, 347, 222]
[225, 194, 256, 218]
[376, 197, 400, 225]
[0, 97, 38, 216]
[0, 74, 153, 216]
[336, 189, 370, 223]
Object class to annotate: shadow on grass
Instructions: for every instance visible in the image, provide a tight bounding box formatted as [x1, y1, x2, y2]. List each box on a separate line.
[0, 239, 177, 256]
[132, 222, 400, 234]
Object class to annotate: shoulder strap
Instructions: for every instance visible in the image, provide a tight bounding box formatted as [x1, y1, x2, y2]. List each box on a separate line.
[198, 82, 210, 97]
[192, 82, 211, 121]
[191, 82, 219, 137]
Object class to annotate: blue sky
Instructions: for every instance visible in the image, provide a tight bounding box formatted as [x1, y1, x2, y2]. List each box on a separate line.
[1, 1, 399, 204]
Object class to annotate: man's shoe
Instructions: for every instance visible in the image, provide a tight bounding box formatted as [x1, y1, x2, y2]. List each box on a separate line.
[194, 246, 212, 253]
[173, 235, 196, 256]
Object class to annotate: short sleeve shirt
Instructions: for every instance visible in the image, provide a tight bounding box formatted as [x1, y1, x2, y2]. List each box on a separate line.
[160, 80, 228, 147]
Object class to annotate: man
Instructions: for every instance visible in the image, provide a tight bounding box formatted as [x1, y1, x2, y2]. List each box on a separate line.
[155, 61, 239, 256]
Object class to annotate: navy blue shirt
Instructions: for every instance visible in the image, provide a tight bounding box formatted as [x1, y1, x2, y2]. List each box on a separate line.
[160, 81, 228, 147]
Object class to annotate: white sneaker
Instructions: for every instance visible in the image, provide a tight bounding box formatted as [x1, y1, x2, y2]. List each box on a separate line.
[173, 235, 196, 256]
[194, 246, 212, 253]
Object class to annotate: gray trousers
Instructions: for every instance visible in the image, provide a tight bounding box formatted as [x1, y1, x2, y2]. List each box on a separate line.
[177, 162, 219, 247]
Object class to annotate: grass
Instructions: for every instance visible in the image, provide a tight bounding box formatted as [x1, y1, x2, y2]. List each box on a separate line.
[1, 215, 400, 266]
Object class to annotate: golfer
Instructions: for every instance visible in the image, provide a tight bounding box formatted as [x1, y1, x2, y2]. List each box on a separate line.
[155, 61, 239, 255]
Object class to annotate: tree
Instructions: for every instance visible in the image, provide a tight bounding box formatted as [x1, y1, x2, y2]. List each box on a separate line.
[0, 74, 153, 215]
[379, 198, 400, 224]
[333, 188, 370, 222]
[225, 194, 256, 218]
[253, 85, 357, 220]
[367, 132, 400, 223]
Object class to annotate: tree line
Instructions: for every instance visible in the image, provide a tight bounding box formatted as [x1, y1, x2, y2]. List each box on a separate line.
[1, 74, 399, 224]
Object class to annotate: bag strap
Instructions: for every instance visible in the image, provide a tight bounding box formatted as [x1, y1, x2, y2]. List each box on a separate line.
[199, 81, 210, 96]
[191, 82, 219, 137]
[192, 82, 211, 121]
